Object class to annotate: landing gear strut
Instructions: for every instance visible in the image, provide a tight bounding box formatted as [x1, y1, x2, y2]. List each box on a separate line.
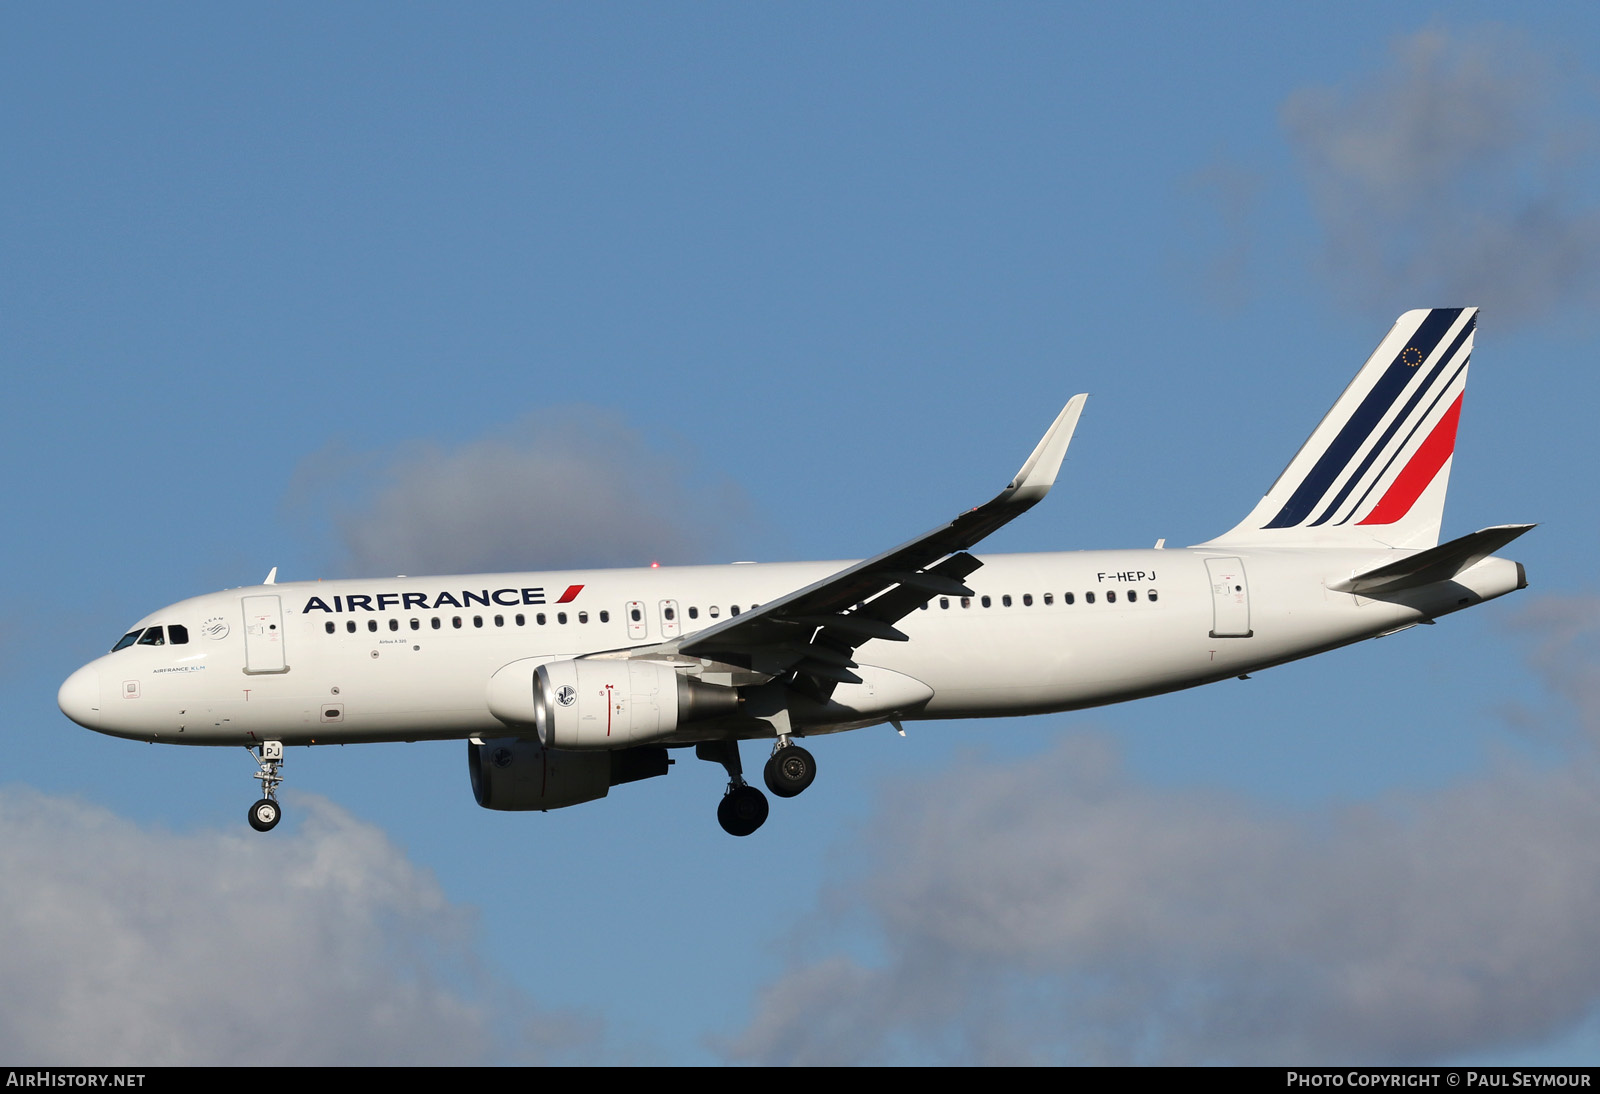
[247, 741, 284, 832]
[697, 741, 768, 837]
[763, 740, 816, 798]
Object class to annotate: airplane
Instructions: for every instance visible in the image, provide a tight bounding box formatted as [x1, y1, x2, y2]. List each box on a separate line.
[58, 308, 1532, 836]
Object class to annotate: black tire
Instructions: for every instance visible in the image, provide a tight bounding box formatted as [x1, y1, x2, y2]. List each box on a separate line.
[763, 744, 817, 798]
[716, 785, 769, 836]
[248, 798, 281, 832]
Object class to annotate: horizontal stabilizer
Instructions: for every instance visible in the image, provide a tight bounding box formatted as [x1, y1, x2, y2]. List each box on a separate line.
[1330, 524, 1535, 596]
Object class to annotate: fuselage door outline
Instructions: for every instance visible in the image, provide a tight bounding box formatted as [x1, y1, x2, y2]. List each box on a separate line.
[1205, 557, 1253, 638]
[242, 594, 290, 674]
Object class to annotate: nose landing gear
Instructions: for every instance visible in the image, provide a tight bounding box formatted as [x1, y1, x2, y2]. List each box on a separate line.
[246, 741, 284, 832]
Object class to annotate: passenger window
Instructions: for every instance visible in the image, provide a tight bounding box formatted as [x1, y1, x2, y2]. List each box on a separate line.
[389, 619, 399, 631]
[578, 611, 588, 623]
[452, 616, 462, 629]
[537, 613, 546, 625]
[410, 618, 420, 630]
[558, 612, 568, 624]
[346, 621, 356, 633]
[1127, 590, 1138, 603]
[168, 625, 189, 644]
[1106, 590, 1117, 603]
[1085, 592, 1096, 604]
[710, 607, 721, 619]
[137, 627, 165, 646]
[981, 596, 992, 608]
[940, 597, 949, 609]
[731, 606, 740, 616]
[325, 622, 335, 634]
[688, 607, 699, 620]
[515, 614, 525, 626]
[1022, 594, 1032, 606]
[599, 610, 609, 623]
[1064, 592, 1075, 605]
[1149, 589, 1159, 602]
[494, 615, 504, 627]
[630, 608, 642, 622]
[961, 597, 971, 609]
[368, 620, 378, 632]
[432, 618, 441, 630]
[473, 616, 483, 628]
[664, 606, 676, 621]
[1002, 594, 1012, 607]
[1043, 593, 1053, 605]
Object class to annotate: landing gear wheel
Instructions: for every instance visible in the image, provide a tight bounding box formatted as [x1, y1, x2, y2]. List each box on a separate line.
[246, 741, 286, 833]
[248, 798, 281, 832]
[717, 784, 769, 836]
[764, 744, 816, 798]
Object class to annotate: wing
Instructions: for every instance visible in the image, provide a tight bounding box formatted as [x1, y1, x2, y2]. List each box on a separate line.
[619, 396, 1087, 697]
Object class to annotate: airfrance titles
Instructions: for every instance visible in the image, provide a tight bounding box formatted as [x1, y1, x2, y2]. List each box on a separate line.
[303, 587, 558, 614]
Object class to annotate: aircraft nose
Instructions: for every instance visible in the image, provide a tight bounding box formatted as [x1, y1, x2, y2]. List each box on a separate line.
[58, 665, 102, 729]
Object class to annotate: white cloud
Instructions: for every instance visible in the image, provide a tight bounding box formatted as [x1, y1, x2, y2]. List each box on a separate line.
[0, 791, 598, 1064]
[292, 408, 747, 578]
[725, 598, 1600, 1065]
[1508, 596, 1600, 745]
[1282, 27, 1600, 325]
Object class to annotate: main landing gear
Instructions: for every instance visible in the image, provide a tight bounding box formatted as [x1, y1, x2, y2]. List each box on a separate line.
[698, 737, 820, 836]
[697, 740, 769, 837]
[247, 741, 284, 832]
[763, 740, 816, 798]
[718, 784, 768, 837]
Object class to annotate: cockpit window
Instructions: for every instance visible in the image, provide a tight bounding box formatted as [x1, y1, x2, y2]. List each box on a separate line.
[168, 624, 189, 645]
[111, 630, 142, 652]
[137, 627, 166, 646]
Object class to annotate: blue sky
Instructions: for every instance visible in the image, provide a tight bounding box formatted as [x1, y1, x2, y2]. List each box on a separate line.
[5, 3, 1600, 1064]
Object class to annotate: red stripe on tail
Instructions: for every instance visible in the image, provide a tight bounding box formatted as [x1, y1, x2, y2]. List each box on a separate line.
[1357, 394, 1463, 526]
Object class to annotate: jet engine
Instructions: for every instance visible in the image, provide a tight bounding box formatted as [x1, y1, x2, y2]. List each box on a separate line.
[527, 659, 740, 749]
[467, 736, 670, 811]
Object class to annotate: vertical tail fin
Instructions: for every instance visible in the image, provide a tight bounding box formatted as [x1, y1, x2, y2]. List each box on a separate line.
[1200, 308, 1477, 550]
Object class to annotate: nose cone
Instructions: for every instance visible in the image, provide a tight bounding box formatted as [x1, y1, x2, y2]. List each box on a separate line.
[58, 665, 102, 729]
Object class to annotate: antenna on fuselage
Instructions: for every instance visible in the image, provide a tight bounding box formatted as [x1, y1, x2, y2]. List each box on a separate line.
[263, 567, 278, 585]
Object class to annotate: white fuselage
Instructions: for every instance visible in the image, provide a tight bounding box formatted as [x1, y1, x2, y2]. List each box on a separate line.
[58, 545, 1524, 749]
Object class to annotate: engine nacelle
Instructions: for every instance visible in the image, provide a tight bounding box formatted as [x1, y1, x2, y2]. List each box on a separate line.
[467, 737, 670, 811]
[531, 659, 739, 749]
